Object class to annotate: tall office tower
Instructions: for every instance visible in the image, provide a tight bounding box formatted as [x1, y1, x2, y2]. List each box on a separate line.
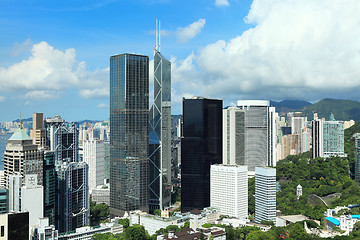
[312, 114, 345, 159]
[3, 128, 43, 187]
[110, 53, 149, 216]
[148, 42, 172, 211]
[210, 165, 248, 219]
[8, 173, 22, 212]
[21, 174, 44, 231]
[181, 97, 222, 213]
[30, 113, 46, 147]
[237, 100, 276, 171]
[255, 167, 276, 224]
[288, 112, 307, 134]
[83, 139, 105, 192]
[301, 127, 311, 153]
[355, 134, 360, 184]
[0, 212, 29, 240]
[281, 134, 300, 160]
[312, 117, 324, 159]
[44, 115, 65, 149]
[56, 161, 89, 233]
[43, 151, 56, 225]
[223, 107, 245, 165]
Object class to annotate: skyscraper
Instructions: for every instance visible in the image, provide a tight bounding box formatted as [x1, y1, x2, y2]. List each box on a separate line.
[56, 161, 89, 233]
[255, 167, 276, 224]
[312, 114, 345, 159]
[181, 97, 222, 213]
[83, 139, 105, 192]
[236, 100, 276, 172]
[149, 45, 172, 211]
[3, 128, 43, 188]
[30, 112, 46, 148]
[43, 151, 56, 225]
[223, 107, 245, 165]
[110, 53, 149, 216]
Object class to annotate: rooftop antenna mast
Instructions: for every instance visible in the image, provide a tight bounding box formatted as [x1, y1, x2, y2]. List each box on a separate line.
[155, 19, 161, 53]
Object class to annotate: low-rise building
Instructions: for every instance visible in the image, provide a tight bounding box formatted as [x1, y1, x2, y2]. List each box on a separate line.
[57, 222, 123, 240]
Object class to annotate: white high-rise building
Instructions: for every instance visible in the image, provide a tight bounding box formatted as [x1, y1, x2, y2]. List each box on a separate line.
[83, 140, 105, 192]
[21, 174, 44, 237]
[210, 165, 248, 219]
[223, 107, 245, 165]
[237, 100, 276, 172]
[255, 167, 276, 224]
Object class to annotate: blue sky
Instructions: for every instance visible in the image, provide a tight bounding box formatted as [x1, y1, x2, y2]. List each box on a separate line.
[1, 0, 360, 121]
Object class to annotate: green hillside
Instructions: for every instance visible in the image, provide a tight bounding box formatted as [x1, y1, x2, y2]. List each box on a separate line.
[300, 98, 360, 121]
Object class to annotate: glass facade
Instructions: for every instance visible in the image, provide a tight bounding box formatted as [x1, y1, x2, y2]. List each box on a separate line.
[149, 50, 171, 210]
[0, 187, 6, 213]
[181, 98, 222, 213]
[43, 151, 56, 225]
[8, 212, 29, 240]
[110, 54, 149, 216]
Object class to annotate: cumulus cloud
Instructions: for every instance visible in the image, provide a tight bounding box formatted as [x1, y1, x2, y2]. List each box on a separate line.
[177, 19, 206, 43]
[0, 41, 108, 99]
[215, 0, 229, 7]
[172, 0, 360, 102]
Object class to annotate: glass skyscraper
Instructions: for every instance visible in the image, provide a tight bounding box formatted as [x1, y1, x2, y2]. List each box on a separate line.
[110, 53, 149, 216]
[149, 49, 171, 211]
[181, 97, 222, 213]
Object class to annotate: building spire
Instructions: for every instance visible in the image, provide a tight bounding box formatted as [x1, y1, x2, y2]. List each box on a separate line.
[155, 19, 161, 53]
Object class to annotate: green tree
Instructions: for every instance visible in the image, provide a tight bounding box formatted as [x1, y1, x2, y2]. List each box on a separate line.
[153, 209, 161, 216]
[90, 198, 110, 226]
[122, 224, 149, 240]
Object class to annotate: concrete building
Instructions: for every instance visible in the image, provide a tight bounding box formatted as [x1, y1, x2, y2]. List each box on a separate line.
[56, 161, 89, 233]
[30, 113, 46, 148]
[83, 140, 105, 192]
[91, 186, 110, 205]
[33, 218, 58, 240]
[312, 114, 345, 159]
[210, 165, 248, 219]
[3, 127, 43, 187]
[57, 222, 123, 240]
[110, 53, 149, 216]
[148, 40, 172, 211]
[255, 167, 276, 224]
[222, 107, 245, 165]
[181, 97, 223, 212]
[21, 174, 44, 233]
[0, 211, 29, 240]
[237, 100, 276, 172]
[288, 112, 307, 135]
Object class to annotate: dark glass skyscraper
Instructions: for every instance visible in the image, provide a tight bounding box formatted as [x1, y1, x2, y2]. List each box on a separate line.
[110, 53, 149, 216]
[43, 151, 56, 226]
[181, 97, 222, 213]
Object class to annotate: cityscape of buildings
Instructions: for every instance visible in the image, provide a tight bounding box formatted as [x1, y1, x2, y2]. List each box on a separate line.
[0, 14, 360, 240]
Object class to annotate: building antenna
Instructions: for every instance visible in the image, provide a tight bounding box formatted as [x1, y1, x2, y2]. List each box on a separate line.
[159, 20, 161, 52]
[155, 19, 161, 53]
[155, 19, 158, 53]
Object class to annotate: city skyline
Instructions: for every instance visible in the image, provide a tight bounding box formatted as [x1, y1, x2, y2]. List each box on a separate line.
[1, 0, 360, 122]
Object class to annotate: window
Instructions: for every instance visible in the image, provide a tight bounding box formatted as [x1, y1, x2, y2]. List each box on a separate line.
[1, 225, 4, 237]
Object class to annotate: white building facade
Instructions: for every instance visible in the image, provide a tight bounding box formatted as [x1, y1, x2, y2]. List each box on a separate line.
[210, 165, 248, 219]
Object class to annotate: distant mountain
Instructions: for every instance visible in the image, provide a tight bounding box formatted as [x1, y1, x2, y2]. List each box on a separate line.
[300, 98, 360, 121]
[77, 120, 104, 125]
[13, 117, 32, 122]
[270, 100, 312, 114]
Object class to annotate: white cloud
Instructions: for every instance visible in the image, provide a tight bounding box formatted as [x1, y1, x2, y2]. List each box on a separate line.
[80, 88, 109, 99]
[97, 103, 109, 108]
[0, 41, 108, 99]
[0, 96, 4, 102]
[171, 0, 360, 102]
[215, 0, 229, 7]
[25, 90, 59, 99]
[177, 19, 206, 43]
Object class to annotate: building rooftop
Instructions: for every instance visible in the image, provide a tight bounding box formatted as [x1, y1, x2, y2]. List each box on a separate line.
[8, 128, 31, 141]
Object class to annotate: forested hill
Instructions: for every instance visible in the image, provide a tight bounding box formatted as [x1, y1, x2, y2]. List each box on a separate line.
[300, 98, 360, 121]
